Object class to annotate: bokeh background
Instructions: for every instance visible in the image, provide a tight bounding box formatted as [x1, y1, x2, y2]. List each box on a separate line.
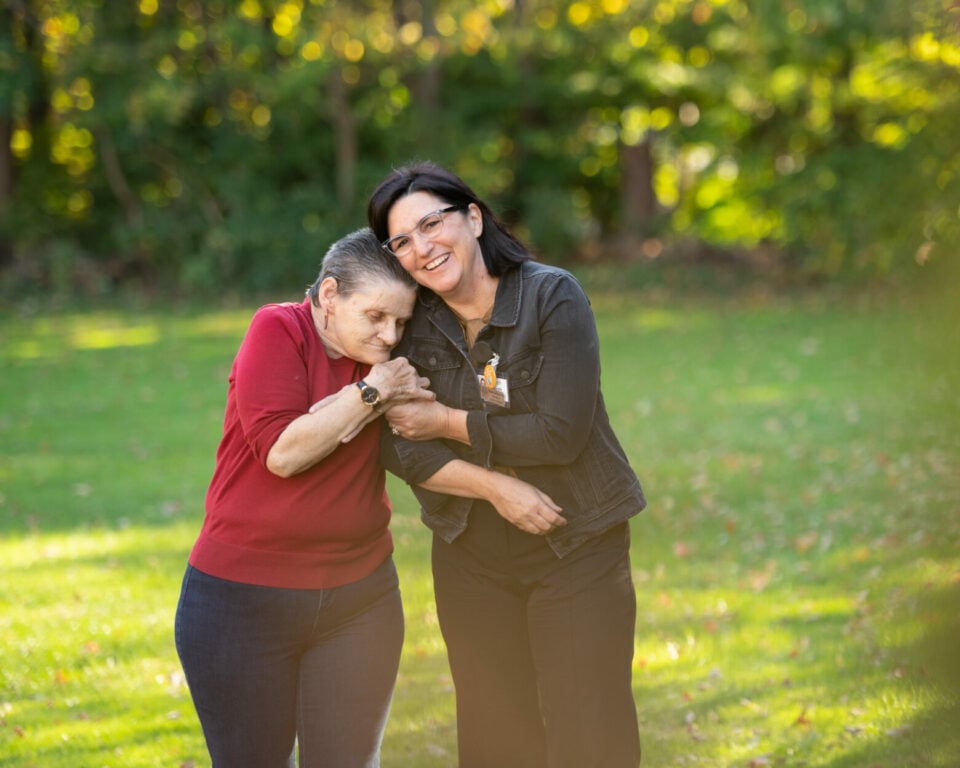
[1, 0, 957, 297]
[2, 2, 959, 766]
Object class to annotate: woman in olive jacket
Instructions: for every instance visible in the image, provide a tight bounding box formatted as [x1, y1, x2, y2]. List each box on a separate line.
[369, 161, 647, 768]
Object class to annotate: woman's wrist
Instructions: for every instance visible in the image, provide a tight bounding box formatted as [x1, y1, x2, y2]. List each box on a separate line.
[443, 406, 471, 445]
[440, 405, 452, 438]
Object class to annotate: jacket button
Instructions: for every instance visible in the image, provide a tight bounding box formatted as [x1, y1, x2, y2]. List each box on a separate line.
[429, 356, 437, 366]
[521, 370, 529, 379]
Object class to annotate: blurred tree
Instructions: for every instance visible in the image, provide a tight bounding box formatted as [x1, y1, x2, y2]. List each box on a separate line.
[0, 0, 55, 272]
[0, 0, 956, 295]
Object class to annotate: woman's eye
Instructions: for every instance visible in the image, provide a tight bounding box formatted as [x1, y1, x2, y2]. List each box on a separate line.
[421, 217, 441, 233]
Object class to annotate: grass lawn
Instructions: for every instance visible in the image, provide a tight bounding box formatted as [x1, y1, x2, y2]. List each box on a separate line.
[1, 273, 958, 767]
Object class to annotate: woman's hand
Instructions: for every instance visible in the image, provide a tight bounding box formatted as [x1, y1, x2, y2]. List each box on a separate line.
[384, 400, 452, 442]
[363, 357, 435, 407]
[306, 357, 433, 416]
[415, 460, 566, 536]
[487, 472, 566, 535]
[305, 357, 434, 446]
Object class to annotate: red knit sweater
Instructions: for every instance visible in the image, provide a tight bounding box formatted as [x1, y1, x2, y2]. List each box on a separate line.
[188, 299, 393, 589]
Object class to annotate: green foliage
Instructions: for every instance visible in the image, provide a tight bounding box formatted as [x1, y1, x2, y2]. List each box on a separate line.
[0, 0, 957, 295]
[1, 276, 958, 765]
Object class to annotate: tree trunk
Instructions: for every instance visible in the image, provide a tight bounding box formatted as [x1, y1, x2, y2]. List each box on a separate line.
[97, 128, 142, 227]
[620, 133, 657, 231]
[0, 4, 30, 270]
[0, 117, 13, 269]
[411, 0, 440, 149]
[329, 70, 357, 208]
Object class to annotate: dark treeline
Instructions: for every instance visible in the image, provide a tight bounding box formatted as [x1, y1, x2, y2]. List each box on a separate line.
[1, 0, 957, 296]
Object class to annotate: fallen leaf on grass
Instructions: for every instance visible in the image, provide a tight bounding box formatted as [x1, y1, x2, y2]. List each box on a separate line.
[745, 561, 778, 592]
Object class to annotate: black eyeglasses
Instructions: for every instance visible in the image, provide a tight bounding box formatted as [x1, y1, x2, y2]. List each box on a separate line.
[382, 205, 466, 257]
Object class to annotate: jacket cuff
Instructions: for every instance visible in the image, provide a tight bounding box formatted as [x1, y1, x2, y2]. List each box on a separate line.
[466, 410, 494, 468]
[413, 485, 473, 519]
[392, 438, 460, 485]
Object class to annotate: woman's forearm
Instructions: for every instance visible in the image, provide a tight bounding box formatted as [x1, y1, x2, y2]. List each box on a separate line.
[416, 459, 502, 500]
[417, 459, 566, 535]
[266, 385, 376, 477]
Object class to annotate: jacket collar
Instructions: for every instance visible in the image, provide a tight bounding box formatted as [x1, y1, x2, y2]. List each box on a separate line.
[418, 262, 525, 329]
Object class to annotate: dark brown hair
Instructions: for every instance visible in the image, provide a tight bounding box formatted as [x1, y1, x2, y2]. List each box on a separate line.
[367, 161, 534, 277]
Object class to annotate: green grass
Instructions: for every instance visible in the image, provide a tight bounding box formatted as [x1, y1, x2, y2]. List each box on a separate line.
[1, 278, 958, 767]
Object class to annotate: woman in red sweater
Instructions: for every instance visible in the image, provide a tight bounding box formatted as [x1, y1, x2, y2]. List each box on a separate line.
[175, 228, 434, 768]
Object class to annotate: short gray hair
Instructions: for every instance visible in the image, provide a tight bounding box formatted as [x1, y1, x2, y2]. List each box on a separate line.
[306, 227, 416, 306]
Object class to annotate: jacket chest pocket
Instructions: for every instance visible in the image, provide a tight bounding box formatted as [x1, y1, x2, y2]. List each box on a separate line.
[500, 351, 544, 412]
[407, 345, 474, 407]
[409, 345, 462, 376]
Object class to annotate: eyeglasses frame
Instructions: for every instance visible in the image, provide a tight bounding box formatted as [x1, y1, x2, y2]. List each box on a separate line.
[381, 205, 467, 257]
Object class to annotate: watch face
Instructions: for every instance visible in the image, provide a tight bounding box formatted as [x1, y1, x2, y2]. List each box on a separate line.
[360, 385, 380, 405]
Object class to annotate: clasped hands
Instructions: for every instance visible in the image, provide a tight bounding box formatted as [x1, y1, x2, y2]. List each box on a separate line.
[309, 356, 565, 536]
[307, 357, 433, 442]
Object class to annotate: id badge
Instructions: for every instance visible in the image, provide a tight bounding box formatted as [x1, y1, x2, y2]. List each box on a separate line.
[478, 374, 510, 407]
[477, 352, 510, 407]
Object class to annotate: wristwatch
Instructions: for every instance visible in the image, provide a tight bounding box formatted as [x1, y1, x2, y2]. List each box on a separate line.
[356, 380, 381, 407]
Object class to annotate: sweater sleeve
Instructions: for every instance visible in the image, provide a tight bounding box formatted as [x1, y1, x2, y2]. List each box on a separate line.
[232, 306, 311, 466]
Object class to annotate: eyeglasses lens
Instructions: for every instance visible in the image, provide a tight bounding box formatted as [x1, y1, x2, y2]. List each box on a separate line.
[388, 211, 445, 257]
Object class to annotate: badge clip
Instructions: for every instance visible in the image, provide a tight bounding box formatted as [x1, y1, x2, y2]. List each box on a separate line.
[482, 353, 499, 389]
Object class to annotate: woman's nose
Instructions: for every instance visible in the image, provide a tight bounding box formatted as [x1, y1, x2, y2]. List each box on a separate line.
[381, 322, 402, 347]
[410, 230, 435, 258]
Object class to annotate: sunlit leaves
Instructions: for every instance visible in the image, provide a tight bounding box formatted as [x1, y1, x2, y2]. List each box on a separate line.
[238, 0, 262, 21]
[271, 2, 303, 39]
[1, 0, 958, 292]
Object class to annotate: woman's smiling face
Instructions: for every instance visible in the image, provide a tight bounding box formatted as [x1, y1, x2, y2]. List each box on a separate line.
[385, 191, 484, 299]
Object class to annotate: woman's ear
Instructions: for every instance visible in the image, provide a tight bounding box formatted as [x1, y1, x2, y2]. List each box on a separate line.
[467, 203, 483, 238]
[317, 276, 339, 312]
